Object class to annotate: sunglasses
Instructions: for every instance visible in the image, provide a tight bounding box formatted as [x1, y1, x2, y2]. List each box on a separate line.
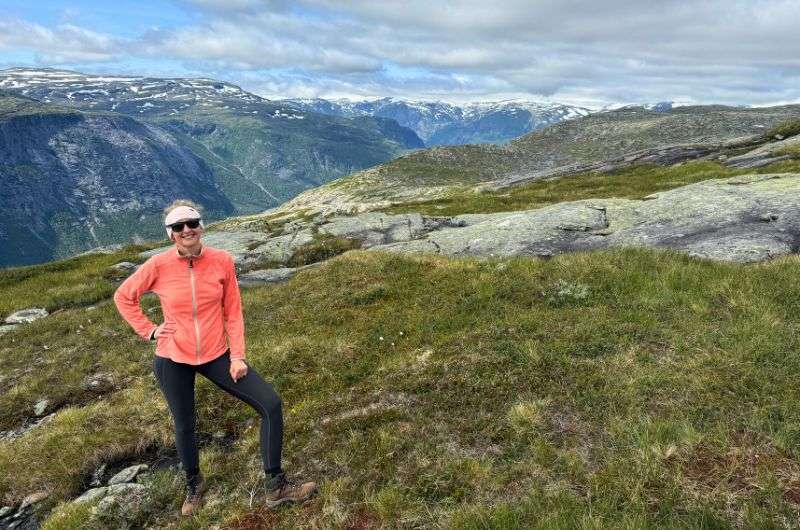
[168, 219, 202, 233]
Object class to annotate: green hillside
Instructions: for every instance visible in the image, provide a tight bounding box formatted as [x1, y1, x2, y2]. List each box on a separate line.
[2, 235, 800, 528]
[272, 105, 800, 217]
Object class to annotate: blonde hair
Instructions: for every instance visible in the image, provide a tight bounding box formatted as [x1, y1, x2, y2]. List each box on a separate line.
[163, 199, 204, 218]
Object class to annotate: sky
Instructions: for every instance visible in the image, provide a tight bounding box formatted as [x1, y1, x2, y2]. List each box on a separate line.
[1, 0, 799, 108]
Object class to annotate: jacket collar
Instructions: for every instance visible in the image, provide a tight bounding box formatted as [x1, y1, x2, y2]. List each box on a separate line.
[174, 245, 205, 260]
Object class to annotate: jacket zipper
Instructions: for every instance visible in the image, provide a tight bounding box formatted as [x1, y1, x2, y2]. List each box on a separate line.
[188, 258, 201, 361]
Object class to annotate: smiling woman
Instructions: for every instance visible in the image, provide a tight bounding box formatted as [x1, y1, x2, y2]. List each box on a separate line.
[113, 199, 317, 516]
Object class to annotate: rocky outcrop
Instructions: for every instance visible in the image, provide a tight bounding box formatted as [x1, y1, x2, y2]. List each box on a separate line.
[140, 174, 800, 272]
[375, 173, 800, 263]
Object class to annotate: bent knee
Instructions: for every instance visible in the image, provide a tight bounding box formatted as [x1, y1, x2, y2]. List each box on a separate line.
[263, 395, 282, 418]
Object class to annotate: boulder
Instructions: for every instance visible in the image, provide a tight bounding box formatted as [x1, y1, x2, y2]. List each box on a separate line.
[4, 309, 48, 325]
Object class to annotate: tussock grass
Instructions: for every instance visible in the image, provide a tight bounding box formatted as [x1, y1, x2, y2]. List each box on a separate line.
[3, 244, 800, 527]
[765, 118, 800, 140]
[383, 160, 800, 217]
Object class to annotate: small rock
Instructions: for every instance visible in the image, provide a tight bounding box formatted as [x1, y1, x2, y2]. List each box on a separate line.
[84, 373, 115, 393]
[109, 262, 138, 278]
[33, 399, 49, 416]
[19, 491, 48, 511]
[86, 306, 97, 312]
[107, 464, 149, 485]
[74, 487, 108, 503]
[0, 506, 12, 518]
[5, 309, 48, 325]
[0, 324, 18, 335]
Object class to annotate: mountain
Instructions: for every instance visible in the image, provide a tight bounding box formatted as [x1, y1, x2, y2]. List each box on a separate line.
[0, 90, 234, 266]
[0, 69, 423, 266]
[281, 97, 590, 146]
[271, 104, 800, 216]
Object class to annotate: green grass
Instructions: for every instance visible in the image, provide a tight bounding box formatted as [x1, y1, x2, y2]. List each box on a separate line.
[765, 118, 800, 140]
[0, 245, 160, 317]
[382, 159, 800, 217]
[3, 247, 800, 528]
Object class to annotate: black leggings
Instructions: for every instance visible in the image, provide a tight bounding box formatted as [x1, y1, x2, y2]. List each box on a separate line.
[153, 352, 283, 479]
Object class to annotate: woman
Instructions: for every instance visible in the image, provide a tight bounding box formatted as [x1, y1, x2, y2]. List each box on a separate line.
[114, 200, 316, 516]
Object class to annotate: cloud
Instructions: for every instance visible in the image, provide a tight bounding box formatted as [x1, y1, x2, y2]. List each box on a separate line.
[0, 19, 123, 63]
[0, 1, 799, 106]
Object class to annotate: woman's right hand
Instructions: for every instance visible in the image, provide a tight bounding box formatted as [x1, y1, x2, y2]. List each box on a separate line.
[154, 322, 177, 339]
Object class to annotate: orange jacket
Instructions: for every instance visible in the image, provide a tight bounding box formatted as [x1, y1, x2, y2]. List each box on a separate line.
[114, 246, 245, 365]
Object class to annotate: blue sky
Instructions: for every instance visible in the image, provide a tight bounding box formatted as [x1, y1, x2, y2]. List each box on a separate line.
[1, 0, 799, 107]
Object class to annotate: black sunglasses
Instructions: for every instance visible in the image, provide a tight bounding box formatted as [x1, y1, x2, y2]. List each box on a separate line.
[168, 219, 202, 233]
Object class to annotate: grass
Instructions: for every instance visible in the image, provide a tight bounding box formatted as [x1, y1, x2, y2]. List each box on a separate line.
[382, 159, 800, 217]
[2, 246, 800, 528]
[0, 245, 157, 317]
[765, 118, 800, 140]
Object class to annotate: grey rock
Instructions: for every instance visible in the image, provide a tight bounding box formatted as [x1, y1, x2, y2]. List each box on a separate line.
[33, 399, 49, 416]
[4, 309, 48, 325]
[319, 212, 426, 246]
[17, 491, 50, 514]
[0, 506, 12, 518]
[239, 263, 322, 287]
[110, 261, 138, 274]
[239, 268, 298, 287]
[377, 203, 608, 258]
[238, 230, 315, 268]
[74, 487, 108, 503]
[107, 464, 148, 485]
[84, 372, 115, 393]
[0, 413, 55, 442]
[376, 173, 800, 263]
[95, 483, 148, 519]
[725, 134, 800, 169]
[0, 325, 18, 335]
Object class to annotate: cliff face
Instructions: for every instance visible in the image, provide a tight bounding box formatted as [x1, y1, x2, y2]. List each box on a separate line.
[0, 94, 233, 266]
[0, 70, 425, 267]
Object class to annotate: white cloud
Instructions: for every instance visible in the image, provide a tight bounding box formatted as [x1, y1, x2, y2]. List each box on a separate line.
[0, 19, 123, 63]
[1, 1, 799, 106]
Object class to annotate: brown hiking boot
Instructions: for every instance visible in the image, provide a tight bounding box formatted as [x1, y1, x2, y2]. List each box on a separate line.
[264, 473, 317, 508]
[181, 476, 206, 516]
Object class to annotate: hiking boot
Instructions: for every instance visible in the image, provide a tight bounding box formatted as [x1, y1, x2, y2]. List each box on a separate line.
[264, 473, 317, 508]
[181, 476, 206, 516]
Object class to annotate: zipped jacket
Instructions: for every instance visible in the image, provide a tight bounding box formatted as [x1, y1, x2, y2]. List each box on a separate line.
[114, 246, 245, 365]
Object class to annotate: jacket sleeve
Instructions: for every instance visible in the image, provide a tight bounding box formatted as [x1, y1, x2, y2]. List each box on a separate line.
[222, 253, 246, 360]
[113, 258, 159, 340]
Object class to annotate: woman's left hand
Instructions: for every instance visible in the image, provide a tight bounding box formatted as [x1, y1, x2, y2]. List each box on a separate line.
[230, 359, 248, 383]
